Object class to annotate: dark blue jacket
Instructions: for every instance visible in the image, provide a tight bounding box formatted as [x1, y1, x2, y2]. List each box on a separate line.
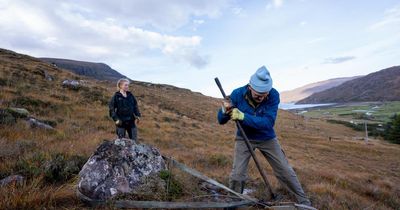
[217, 85, 280, 141]
[109, 91, 141, 122]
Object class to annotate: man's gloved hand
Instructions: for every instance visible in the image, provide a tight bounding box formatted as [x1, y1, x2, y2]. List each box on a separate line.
[230, 108, 245, 121]
[115, 119, 123, 126]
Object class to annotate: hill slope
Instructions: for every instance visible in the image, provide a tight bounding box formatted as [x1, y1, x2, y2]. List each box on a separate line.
[281, 76, 361, 103]
[297, 66, 400, 104]
[40, 57, 126, 81]
[0, 48, 399, 209]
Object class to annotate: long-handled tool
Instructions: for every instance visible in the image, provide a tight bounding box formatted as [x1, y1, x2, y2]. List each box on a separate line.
[214, 77, 275, 200]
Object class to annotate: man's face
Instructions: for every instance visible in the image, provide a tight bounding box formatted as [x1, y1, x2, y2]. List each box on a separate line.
[249, 86, 269, 103]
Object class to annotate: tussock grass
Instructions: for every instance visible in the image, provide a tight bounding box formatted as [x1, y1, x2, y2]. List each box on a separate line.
[0, 49, 399, 209]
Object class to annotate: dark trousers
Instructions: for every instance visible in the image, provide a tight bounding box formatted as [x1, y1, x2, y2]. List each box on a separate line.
[116, 121, 137, 140]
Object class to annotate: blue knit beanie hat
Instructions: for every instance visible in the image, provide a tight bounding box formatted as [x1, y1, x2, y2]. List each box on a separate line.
[249, 66, 273, 93]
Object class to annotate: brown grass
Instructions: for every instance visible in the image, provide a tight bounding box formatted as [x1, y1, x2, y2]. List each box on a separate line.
[0, 49, 399, 209]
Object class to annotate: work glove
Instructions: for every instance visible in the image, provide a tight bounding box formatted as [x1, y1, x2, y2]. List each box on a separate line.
[115, 119, 123, 126]
[230, 108, 245, 121]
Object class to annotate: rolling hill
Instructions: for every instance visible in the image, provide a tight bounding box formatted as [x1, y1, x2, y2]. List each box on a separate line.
[40, 57, 126, 81]
[297, 66, 400, 104]
[281, 76, 361, 103]
[0, 48, 399, 209]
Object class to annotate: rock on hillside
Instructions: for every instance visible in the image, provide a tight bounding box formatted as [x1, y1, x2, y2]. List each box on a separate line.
[77, 138, 166, 201]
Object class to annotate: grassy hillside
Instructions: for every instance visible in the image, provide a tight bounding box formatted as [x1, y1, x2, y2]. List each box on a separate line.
[298, 102, 400, 124]
[298, 66, 400, 104]
[0, 49, 399, 209]
[281, 76, 361, 103]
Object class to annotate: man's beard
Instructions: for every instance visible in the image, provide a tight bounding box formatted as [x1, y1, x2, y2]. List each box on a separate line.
[246, 89, 261, 105]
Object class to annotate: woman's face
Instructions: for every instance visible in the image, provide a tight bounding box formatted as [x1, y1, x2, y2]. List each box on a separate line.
[121, 82, 129, 92]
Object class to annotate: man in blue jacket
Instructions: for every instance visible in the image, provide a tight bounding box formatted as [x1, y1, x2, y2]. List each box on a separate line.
[217, 66, 311, 205]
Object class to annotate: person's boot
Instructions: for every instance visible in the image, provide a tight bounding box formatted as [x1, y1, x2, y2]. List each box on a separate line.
[239, 181, 245, 194]
[228, 180, 245, 194]
[226, 180, 245, 210]
[296, 200, 315, 210]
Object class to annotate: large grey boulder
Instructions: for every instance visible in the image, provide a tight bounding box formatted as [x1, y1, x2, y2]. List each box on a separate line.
[77, 138, 166, 200]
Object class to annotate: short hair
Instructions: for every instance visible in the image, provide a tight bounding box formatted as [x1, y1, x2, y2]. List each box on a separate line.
[117, 78, 130, 89]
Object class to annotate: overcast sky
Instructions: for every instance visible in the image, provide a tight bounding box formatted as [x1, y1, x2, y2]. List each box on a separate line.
[1, 0, 399, 97]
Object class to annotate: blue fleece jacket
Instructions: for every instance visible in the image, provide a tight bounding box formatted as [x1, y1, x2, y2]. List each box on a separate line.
[217, 85, 280, 141]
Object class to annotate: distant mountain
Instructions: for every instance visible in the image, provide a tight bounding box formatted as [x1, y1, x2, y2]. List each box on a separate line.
[280, 76, 361, 103]
[297, 66, 400, 104]
[40, 58, 126, 81]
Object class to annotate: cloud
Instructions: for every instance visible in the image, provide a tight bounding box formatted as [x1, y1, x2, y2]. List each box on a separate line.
[192, 19, 205, 31]
[307, 37, 327, 45]
[274, 0, 284, 8]
[231, 7, 242, 15]
[266, 0, 284, 9]
[184, 51, 209, 69]
[0, 0, 228, 68]
[230, 6, 248, 18]
[66, 0, 230, 31]
[370, 5, 400, 30]
[323, 56, 356, 64]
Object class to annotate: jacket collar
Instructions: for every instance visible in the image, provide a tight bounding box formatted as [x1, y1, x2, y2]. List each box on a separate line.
[241, 85, 268, 108]
[115, 91, 132, 97]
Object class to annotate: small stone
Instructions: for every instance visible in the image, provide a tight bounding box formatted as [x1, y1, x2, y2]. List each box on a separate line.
[62, 79, 81, 90]
[7, 107, 29, 118]
[26, 117, 54, 130]
[44, 71, 53, 81]
[0, 175, 24, 187]
[114, 138, 127, 146]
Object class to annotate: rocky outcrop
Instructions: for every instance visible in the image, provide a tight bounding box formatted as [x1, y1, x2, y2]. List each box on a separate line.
[77, 138, 166, 200]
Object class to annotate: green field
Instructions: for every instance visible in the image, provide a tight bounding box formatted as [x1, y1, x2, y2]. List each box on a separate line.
[296, 101, 400, 124]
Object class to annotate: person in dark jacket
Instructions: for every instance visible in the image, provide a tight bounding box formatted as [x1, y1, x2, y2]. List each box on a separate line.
[217, 66, 311, 206]
[109, 78, 141, 140]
